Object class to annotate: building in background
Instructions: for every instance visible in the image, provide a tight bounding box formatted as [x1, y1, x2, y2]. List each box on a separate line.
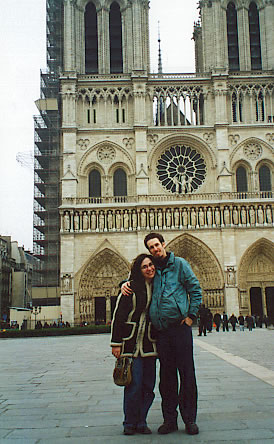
[35, 0, 273, 326]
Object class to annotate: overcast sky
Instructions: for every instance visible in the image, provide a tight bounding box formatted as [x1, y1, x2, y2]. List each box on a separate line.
[0, 0, 198, 251]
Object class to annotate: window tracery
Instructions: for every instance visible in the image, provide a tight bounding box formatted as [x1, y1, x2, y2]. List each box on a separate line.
[156, 145, 206, 194]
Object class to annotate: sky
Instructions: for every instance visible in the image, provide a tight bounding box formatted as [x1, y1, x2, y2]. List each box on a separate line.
[0, 0, 198, 251]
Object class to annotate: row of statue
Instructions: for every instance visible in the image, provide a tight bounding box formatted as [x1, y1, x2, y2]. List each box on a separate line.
[203, 292, 224, 309]
[61, 204, 273, 232]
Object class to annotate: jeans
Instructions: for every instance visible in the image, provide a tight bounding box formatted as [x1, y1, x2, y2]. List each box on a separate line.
[123, 356, 156, 429]
[157, 323, 198, 425]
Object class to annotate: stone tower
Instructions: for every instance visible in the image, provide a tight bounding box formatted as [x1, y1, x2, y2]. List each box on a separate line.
[58, 0, 274, 325]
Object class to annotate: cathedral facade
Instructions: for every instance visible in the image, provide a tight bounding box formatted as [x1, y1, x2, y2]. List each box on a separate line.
[59, 0, 274, 325]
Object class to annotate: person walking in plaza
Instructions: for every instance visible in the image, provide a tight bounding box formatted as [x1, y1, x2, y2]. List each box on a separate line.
[229, 313, 238, 331]
[238, 314, 245, 331]
[246, 315, 254, 331]
[111, 254, 157, 436]
[121, 233, 202, 436]
[198, 304, 208, 336]
[213, 312, 221, 332]
[222, 312, 229, 332]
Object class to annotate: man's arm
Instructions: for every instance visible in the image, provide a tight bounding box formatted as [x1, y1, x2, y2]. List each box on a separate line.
[121, 281, 133, 296]
[179, 259, 202, 321]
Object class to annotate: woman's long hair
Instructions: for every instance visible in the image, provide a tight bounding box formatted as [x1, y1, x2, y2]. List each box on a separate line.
[129, 253, 154, 291]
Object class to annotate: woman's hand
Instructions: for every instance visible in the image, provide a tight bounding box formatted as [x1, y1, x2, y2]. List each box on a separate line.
[112, 346, 121, 359]
[121, 281, 133, 296]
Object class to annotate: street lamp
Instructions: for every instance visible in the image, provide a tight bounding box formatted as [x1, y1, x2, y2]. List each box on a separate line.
[32, 306, 41, 328]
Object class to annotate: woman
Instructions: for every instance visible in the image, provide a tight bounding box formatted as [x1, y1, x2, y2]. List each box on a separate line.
[111, 254, 157, 436]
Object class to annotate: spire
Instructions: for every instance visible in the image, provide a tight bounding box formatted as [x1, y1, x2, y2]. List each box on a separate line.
[158, 21, 163, 74]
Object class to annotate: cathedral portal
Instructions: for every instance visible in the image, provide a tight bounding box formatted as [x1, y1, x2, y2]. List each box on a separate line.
[77, 248, 130, 324]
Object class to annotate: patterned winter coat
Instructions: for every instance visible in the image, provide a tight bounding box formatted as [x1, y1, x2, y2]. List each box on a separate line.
[110, 281, 157, 358]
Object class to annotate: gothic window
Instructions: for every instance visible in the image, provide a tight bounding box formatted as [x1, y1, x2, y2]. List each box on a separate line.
[89, 169, 101, 197]
[236, 166, 248, 192]
[232, 92, 243, 123]
[249, 2, 262, 70]
[259, 165, 271, 192]
[226, 2, 240, 71]
[109, 2, 123, 73]
[114, 168, 127, 196]
[156, 145, 206, 194]
[256, 91, 265, 122]
[85, 2, 98, 74]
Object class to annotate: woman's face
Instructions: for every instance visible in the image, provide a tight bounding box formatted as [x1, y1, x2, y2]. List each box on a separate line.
[140, 257, 155, 282]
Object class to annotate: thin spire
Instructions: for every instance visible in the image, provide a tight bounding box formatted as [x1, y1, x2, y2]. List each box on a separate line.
[158, 21, 163, 74]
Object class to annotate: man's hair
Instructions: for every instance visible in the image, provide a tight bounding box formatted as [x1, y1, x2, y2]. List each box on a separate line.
[144, 232, 165, 250]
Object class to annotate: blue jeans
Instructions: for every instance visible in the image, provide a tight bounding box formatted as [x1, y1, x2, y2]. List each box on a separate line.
[123, 356, 156, 429]
[157, 323, 198, 425]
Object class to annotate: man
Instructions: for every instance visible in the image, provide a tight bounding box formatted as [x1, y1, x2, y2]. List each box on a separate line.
[222, 311, 229, 332]
[122, 233, 202, 435]
[197, 303, 209, 336]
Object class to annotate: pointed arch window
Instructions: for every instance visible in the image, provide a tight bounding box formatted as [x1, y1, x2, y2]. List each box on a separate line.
[249, 2, 262, 70]
[89, 169, 101, 197]
[109, 2, 123, 73]
[114, 168, 127, 196]
[259, 165, 271, 192]
[226, 2, 239, 71]
[85, 2, 98, 74]
[236, 166, 248, 192]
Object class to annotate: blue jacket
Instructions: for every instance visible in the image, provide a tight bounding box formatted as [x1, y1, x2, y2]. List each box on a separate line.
[149, 252, 202, 331]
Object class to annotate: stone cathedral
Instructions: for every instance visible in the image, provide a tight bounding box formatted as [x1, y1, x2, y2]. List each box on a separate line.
[59, 0, 274, 325]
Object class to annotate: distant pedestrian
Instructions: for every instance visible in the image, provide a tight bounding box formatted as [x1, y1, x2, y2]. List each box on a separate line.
[238, 315, 245, 331]
[198, 304, 208, 336]
[246, 315, 254, 331]
[229, 314, 238, 332]
[222, 312, 229, 332]
[213, 312, 221, 332]
[207, 309, 213, 333]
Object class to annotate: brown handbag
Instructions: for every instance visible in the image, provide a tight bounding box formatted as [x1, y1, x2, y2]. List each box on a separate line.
[113, 357, 132, 386]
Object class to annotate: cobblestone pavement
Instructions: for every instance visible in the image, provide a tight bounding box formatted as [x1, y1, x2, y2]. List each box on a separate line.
[0, 328, 273, 444]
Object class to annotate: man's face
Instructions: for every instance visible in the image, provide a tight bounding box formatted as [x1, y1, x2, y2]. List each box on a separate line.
[146, 238, 167, 259]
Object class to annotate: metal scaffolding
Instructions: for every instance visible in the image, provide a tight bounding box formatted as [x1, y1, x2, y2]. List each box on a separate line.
[33, 0, 63, 288]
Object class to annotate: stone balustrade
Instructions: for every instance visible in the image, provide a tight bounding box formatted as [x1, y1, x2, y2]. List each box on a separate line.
[60, 202, 273, 233]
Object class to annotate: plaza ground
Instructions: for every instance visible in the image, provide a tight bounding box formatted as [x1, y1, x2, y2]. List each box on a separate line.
[0, 327, 273, 443]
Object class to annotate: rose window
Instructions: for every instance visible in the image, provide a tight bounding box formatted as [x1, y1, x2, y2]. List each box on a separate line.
[156, 145, 206, 193]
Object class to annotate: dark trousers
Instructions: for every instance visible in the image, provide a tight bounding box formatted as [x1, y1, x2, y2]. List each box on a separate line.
[123, 356, 156, 429]
[157, 323, 198, 426]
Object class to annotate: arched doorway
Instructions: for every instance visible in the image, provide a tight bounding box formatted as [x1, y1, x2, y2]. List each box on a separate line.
[167, 234, 224, 313]
[238, 238, 274, 319]
[77, 248, 130, 324]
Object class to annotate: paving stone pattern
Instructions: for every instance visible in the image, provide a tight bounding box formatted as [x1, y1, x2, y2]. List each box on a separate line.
[0, 328, 273, 443]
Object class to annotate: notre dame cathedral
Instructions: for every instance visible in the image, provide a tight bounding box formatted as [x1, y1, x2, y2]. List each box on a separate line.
[41, 0, 274, 325]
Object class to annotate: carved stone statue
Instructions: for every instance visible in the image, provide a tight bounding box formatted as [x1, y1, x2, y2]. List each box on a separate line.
[257, 205, 264, 224]
[157, 210, 163, 228]
[241, 207, 247, 225]
[64, 212, 70, 231]
[198, 208, 204, 227]
[83, 212, 89, 231]
[174, 209, 180, 228]
[214, 207, 220, 226]
[232, 207, 238, 225]
[74, 213, 79, 231]
[99, 211, 105, 230]
[107, 211, 113, 230]
[224, 206, 230, 225]
[249, 206, 255, 225]
[116, 211, 121, 230]
[206, 207, 212, 226]
[149, 210, 154, 229]
[266, 206, 272, 224]
[132, 210, 137, 230]
[91, 211, 97, 230]
[166, 209, 172, 228]
[123, 210, 129, 230]
[190, 208, 196, 227]
[182, 208, 188, 227]
[141, 210, 146, 228]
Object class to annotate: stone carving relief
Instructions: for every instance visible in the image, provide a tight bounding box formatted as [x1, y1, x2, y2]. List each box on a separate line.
[147, 134, 159, 145]
[122, 138, 135, 149]
[61, 274, 72, 293]
[228, 134, 240, 146]
[77, 139, 90, 150]
[243, 142, 262, 160]
[97, 146, 116, 163]
[265, 133, 274, 143]
[203, 132, 214, 143]
[61, 204, 272, 233]
[226, 267, 236, 287]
